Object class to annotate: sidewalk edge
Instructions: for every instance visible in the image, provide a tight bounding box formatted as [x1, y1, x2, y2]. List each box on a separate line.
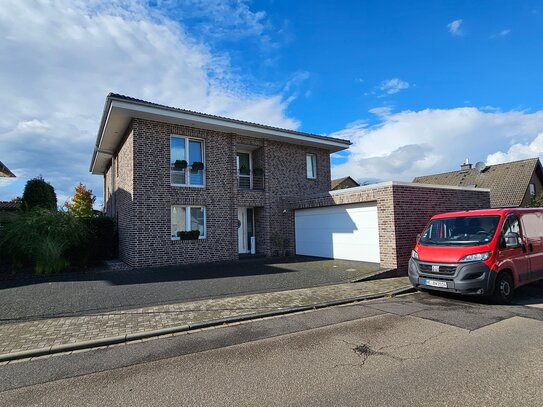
[0, 285, 414, 363]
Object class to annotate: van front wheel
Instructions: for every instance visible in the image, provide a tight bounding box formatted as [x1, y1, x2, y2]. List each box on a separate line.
[493, 272, 514, 304]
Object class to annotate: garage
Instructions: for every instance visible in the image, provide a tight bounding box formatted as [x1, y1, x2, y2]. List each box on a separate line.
[294, 202, 380, 263]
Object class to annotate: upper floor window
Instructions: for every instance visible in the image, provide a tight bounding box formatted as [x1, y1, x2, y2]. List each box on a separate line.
[306, 153, 317, 179]
[529, 183, 536, 196]
[170, 135, 205, 186]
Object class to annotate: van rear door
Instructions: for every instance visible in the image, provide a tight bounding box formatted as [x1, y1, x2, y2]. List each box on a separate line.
[520, 212, 543, 282]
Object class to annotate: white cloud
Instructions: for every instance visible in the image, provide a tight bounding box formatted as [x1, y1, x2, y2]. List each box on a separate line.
[499, 29, 511, 37]
[0, 0, 299, 203]
[330, 108, 543, 183]
[378, 78, 410, 95]
[447, 19, 464, 36]
[486, 133, 543, 164]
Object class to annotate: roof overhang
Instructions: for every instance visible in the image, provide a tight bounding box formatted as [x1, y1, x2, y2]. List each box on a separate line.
[90, 95, 351, 175]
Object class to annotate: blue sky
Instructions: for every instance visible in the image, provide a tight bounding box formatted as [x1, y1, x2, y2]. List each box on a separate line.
[1, 0, 543, 205]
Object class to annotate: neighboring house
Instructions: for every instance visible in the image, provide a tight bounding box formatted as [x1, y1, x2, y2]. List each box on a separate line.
[0, 161, 15, 178]
[413, 158, 543, 208]
[331, 176, 359, 190]
[90, 93, 351, 268]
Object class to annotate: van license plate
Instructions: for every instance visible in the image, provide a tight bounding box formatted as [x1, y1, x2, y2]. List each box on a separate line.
[423, 279, 447, 288]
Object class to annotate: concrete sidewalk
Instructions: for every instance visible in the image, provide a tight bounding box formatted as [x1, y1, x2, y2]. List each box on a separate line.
[0, 277, 411, 362]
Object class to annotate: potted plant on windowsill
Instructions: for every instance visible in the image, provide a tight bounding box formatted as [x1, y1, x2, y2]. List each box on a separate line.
[177, 230, 201, 240]
[239, 165, 250, 176]
[174, 160, 188, 170]
[191, 161, 204, 172]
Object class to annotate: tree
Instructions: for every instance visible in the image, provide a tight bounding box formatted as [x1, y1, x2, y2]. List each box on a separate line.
[528, 193, 543, 207]
[65, 183, 96, 217]
[21, 177, 57, 211]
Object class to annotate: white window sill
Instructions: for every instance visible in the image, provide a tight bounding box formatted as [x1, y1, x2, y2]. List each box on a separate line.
[171, 237, 206, 241]
[171, 184, 205, 188]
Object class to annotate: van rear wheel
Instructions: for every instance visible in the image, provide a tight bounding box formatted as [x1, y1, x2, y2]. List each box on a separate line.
[493, 273, 514, 304]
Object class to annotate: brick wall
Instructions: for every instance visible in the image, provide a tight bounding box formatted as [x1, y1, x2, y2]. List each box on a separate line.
[104, 125, 135, 265]
[106, 118, 332, 268]
[392, 183, 491, 271]
[294, 182, 490, 271]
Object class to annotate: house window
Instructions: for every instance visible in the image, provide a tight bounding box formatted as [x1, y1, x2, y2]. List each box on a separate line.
[306, 153, 317, 179]
[170, 136, 205, 186]
[171, 206, 206, 239]
[529, 183, 536, 196]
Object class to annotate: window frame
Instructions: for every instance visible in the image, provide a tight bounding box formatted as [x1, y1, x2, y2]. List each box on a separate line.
[529, 183, 536, 196]
[171, 205, 207, 240]
[170, 135, 206, 188]
[306, 153, 317, 180]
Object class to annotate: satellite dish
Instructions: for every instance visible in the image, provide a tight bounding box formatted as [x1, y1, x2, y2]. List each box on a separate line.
[475, 161, 487, 172]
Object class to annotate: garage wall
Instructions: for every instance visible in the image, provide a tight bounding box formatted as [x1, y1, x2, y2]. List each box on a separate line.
[293, 182, 491, 271]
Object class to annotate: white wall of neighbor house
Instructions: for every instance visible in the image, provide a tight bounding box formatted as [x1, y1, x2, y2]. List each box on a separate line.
[294, 202, 380, 263]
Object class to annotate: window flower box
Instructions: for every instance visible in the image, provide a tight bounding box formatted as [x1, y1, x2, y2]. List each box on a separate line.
[177, 230, 201, 240]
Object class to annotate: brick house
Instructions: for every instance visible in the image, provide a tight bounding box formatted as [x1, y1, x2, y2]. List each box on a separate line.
[331, 176, 359, 190]
[90, 93, 351, 268]
[0, 161, 15, 178]
[413, 158, 543, 208]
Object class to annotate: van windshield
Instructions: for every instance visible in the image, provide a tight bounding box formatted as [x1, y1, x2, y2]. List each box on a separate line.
[419, 215, 500, 246]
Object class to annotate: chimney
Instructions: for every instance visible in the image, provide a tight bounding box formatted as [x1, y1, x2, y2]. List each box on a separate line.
[460, 158, 472, 171]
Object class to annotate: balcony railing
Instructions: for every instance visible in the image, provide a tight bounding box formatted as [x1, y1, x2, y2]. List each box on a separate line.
[238, 170, 264, 190]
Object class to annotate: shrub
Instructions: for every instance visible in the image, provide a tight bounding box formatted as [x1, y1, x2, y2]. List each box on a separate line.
[0, 209, 85, 273]
[21, 177, 57, 211]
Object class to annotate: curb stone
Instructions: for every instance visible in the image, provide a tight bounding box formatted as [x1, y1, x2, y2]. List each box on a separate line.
[0, 285, 415, 363]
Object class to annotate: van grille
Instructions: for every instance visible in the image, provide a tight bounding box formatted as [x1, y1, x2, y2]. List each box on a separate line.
[419, 263, 457, 275]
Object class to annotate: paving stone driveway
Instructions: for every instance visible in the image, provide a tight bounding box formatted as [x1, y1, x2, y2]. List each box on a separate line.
[0, 277, 410, 358]
[0, 257, 381, 323]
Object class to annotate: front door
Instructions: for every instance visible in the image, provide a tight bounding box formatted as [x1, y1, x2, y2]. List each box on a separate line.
[238, 208, 248, 254]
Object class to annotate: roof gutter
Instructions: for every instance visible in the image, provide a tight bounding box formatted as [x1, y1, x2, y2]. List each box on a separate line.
[89, 96, 114, 173]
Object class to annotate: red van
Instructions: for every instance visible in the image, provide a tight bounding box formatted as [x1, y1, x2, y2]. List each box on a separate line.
[409, 208, 543, 304]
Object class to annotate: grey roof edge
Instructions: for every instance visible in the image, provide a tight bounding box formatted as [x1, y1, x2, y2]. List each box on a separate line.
[323, 181, 490, 197]
[90, 93, 352, 173]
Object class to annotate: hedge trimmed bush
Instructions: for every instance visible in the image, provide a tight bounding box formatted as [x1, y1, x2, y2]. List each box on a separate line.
[21, 177, 57, 211]
[70, 216, 117, 265]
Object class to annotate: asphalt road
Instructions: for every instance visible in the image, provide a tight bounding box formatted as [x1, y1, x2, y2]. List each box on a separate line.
[0, 257, 379, 323]
[1, 282, 543, 406]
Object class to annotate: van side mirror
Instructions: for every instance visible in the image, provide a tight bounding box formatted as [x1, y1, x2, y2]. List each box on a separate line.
[416, 233, 421, 242]
[504, 232, 521, 249]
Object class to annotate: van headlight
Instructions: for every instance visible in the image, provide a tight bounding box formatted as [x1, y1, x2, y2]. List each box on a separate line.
[459, 252, 491, 263]
[411, 250, 419, 260]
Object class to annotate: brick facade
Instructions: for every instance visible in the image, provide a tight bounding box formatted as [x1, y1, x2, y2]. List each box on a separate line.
[294, 182, 491, 271]
[104, 118, 331, 268]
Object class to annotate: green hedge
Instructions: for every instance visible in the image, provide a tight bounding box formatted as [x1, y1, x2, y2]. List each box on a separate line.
[70, 216, 117, 265]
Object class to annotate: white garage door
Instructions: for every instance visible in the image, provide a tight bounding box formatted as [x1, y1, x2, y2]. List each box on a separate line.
[295, 202, 380, 263]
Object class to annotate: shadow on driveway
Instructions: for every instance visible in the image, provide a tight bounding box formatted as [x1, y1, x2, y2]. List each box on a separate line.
[0, 256, 381, 322]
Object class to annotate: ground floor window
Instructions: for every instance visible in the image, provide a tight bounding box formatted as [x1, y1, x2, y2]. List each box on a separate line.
[171, 206, 206, 239]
